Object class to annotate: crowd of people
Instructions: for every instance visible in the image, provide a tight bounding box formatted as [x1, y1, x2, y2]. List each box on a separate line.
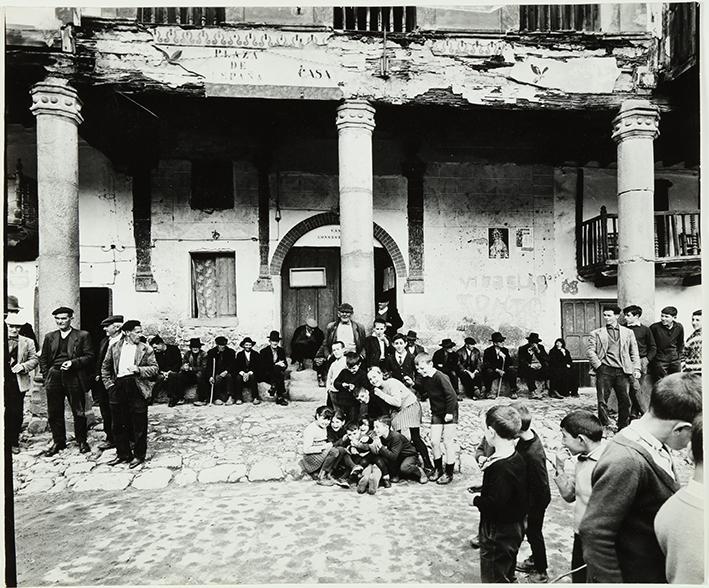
[3, 294, 704, 583]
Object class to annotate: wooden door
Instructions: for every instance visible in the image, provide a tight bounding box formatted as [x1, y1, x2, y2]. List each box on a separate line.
[282, 247, 340, 354]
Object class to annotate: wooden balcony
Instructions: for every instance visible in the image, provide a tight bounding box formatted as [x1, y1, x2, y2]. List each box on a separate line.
[137, 7, 225, 26]
[333, 7, 416, 32]
[579, 206, 701, 285]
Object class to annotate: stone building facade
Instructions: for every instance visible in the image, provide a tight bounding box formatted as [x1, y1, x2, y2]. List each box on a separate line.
[5, 4, 701, 380]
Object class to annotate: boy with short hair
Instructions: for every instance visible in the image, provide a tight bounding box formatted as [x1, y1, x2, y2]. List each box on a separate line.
[471, 405, 527, 583]
[333, 351, 369, 421]
[553, 409, 607, 583]
[513, 402, 552, 583]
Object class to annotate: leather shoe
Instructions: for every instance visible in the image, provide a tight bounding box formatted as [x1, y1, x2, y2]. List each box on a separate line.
[436, 473, 453, 485]
[417, 468, 429, 484]
[381, 477, 392, 489]
[98, 441, 115, 451]
[128, 457, 144, 469]
[428, 469, 443, 482]
[44, 444, 65, 457]
[252, 398, 261, 405]
[78, 442, 91, 454]
[549, 390, 564, 400]
[469, 534, 480, 549]
[107, 457, 127, 466]
[168, 400, 177, 407]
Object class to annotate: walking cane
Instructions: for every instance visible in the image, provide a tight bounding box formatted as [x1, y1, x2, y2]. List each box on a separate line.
[209, 360, 216, 405]
[495, 354, 506, 399]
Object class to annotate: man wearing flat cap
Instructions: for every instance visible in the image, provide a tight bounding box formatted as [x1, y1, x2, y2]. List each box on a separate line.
[315, 302, 367, 386]
[196, 336, 236, 406]
[101, 320, 159, 467]
[149, 335, 183, 407]
[39, 306, 95, 456]
[290, 318, 324, 371]
[518, 333, 551, 400]
[92, 314, 124, 450]
[456, 336, 483, 399]
[235, 336, 262, 405]
[650, 306, 685, 381]
[482, 332, 519, 399]
[259, 330, 289, 406]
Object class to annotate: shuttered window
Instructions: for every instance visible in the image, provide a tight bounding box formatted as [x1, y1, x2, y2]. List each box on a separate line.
[191, 252, 236, 318]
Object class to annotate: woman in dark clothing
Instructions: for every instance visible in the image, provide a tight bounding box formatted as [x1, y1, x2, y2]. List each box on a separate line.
[548, 338, 573, 397]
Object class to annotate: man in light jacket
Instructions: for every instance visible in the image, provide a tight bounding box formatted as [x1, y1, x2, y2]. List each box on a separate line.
[101, 320, 159, 468]
[587, 304, 640, 432]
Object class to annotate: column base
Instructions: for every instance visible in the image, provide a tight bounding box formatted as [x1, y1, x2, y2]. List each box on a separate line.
[252, 277, 274, 292]
[404, 276, 424, 293]
[135, 272, 158, 292]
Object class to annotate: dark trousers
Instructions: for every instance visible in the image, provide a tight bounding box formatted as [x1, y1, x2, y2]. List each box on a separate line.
[152, 372, 183, 403]
[410, 427, 433, 469]
[595, 365, 630, 429]
[234, 374, 259, 401]
[522, 367, 547, 394]
[5, 391, 25, 446]
[524, 507, 548, 573]
[110, 376, 148, 461]
[479, 518, 526, 583]
[329, 391, 357, 422]
[179, 371, 208, 400]
[441, 369, 459, 393]
[385, 455, 421, 479]
[571, 533, 586, 583]
[652, 359, 681, 381]
[45, 367, 87, 446]
[459, 370, 483, 398]
[92, 378, 114, 443]
[331, 448, 357, 477]
[202, 373, 235, 402]
[263, 366, 287, 399]
[482, 367, 518, 397]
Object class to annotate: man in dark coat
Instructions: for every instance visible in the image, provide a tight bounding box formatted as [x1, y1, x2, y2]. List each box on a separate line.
[235, 336, 262, 405]
[259, 330, 289, 406]
[482, 332, 518, 399]
[432, 338, 460, 397]
[290, 318, 324, 371]
[195, 336, 236, 406]
[518, 333, 550, 399]
[457, 336, 483, 399]
[92, 314, 124, 450]
[364, 318, 392, 368]
[181, 338, 209, 402]
[150, 335, 183, 407]
[38, 306, 95, 456]
[375, 297, 403, 340]
[315, 302, 367, 386]
[382, 333, 416, 386]
[405, 330, 425, 357]
[6, 295, 38, 349]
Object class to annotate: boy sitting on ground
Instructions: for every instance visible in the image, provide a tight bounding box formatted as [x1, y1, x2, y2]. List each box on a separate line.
[372, 416, 428, 484]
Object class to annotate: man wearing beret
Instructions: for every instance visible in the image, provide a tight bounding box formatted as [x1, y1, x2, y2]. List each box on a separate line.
[650, 306, 685, 381]
[92, 314, 124, 450]
[149, 335, 183, 407]
[196, 336, 237, 406]
[315, 302, 367, 386]
[235, 336, 262, 405]
[101, 320, 158, 467]
[39, 307, 95, 456]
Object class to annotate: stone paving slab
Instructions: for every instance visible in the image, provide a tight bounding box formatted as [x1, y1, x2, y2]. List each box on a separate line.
[11, 388, 693, 495]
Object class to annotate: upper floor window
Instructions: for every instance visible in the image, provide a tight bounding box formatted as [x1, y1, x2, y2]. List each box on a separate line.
[333, 7, 416, 32]
[190, 160, 234, 211]
[519, 4, 599, 33]
[137, 7, 225, 26]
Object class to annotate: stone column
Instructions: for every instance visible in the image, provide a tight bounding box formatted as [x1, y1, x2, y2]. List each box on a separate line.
[612, 99, 660, 318]
[31, 78, 83, 339]
[336, 99, 375, 328]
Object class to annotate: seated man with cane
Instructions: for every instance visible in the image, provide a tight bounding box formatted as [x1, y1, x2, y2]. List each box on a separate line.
[482, 332, 518, 399]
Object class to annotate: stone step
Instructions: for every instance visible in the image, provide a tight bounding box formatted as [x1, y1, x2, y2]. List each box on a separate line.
[288, 385, 328, 402]
[288, 369, 319, 383]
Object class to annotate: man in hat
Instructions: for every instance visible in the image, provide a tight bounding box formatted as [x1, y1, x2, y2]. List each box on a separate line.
[432, 338, 461, 399]
[149, 335, 183, 407]
[259, 331, 289, 406]
[38, 306, 95, 456]
[518, 333, 551, 400]
[290, 318, 324, 371]
[5, 312, 39, 453]
[456, 337, 483, 399]
[482, 332, 519, 399]
[650, 306, 685, 381]
[92, 314, 124, 450]
[364, 318, 392, 368]
[181, 338, 209, 403]
[196, 336, 236, 406]
[101, 320, 158, 468]
[405, 330, 426, 358]
[6, 294, 37, 349]
[316, 302, 367, 386]
[375, 296, 403, 340]
[235, 337, 262, 405]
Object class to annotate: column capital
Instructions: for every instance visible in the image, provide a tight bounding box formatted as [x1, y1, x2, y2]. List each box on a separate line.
[611, 99, 659, 144]
[336, 99, 375, 133]
[30, 78, 83, 125]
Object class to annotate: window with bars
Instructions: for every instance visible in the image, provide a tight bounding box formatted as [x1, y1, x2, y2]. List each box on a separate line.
[137, 7, 225, 26]
[191, 252, 237, 318]
[333, 7, 416, 32]
[519, 4, 600, 32]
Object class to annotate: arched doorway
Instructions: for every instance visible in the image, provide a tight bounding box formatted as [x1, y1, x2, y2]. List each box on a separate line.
[271, 214, 407, 351]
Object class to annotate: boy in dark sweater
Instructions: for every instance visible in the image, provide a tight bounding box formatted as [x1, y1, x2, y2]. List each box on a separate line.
[471, 405, 527, 583]
[333, 352, 369, 421]
[372, 416, 428, 484]
[414, 353, 459, 484]
[512, 401, 552, 582]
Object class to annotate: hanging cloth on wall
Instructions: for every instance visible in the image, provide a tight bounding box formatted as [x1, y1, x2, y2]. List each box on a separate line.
[192, 256, 218, 319]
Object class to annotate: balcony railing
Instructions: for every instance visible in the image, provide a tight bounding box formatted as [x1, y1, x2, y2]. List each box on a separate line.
[579, 206, 701, 277]
[520, 4, 600, 33]
[333, 7, 416, 32]
[137, 7, 225, 26]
